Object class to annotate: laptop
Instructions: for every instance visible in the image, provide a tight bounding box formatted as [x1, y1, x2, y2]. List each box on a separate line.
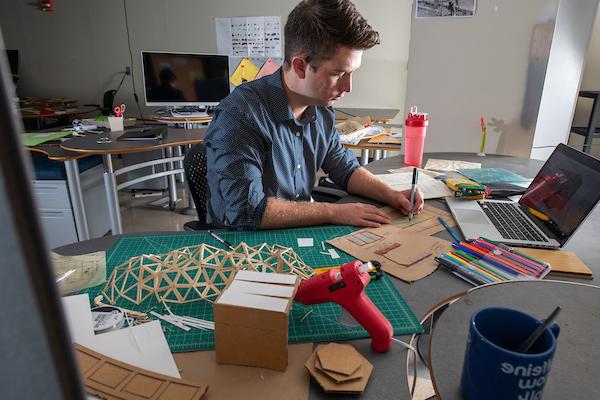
[447, 144, 600, 249]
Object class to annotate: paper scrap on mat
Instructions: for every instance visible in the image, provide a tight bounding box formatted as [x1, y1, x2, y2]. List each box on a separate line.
[297, 238, 314, 247]
[424, 159, 481, 172]
[374, 172, 453, 199]
[52, 251, 106, 295]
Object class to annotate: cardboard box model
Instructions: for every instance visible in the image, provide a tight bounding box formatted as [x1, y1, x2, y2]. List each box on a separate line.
[214, 270, 300, 371]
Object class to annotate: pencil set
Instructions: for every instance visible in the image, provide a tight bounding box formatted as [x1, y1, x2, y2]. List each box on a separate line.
[435, 237, 551, 286]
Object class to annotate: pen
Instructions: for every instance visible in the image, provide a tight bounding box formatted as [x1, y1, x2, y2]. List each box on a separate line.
[438, 216, 461, 242]
[207, 229, 235, 250]
[435, 256, 488, 286]
[408, 167, 418, 221]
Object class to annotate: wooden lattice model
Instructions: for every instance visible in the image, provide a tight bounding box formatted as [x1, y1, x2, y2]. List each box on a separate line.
[102, 242, 315, 305]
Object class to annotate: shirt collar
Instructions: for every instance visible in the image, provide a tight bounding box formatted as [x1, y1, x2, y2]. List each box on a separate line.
[266, 68, 316, 125]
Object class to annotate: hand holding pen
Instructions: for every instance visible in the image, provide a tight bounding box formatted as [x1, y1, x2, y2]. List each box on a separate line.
[409, 167, 419, 221]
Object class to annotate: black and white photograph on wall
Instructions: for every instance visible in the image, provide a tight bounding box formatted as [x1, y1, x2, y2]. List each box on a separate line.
[416, 0, 476, 18]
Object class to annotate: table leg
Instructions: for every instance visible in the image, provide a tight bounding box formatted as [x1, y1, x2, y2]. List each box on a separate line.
[373, 150, 382, 161]
[63, 159, 90, 241]
[102, 154, 122, 235]
[382, 150, 388, 159]
[165, 147, 178, 211]
[175, 146, 185, 182]
[361, 149, 369, 165]
[584, 96, 600, 153]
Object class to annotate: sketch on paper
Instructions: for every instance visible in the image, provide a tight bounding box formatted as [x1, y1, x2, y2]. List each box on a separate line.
[416, 0, 476, 18]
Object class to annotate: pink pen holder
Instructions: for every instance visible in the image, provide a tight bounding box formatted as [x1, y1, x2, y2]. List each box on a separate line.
[404, 106, 428, 167]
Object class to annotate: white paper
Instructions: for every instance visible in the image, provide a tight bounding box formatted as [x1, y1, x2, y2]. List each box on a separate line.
[234, 270, 297, 285]
[297, 238, 314, 247]
[264, 16, 282, 57]
[228, 280, 295, 298]
[375, 172, 454, 199]
[247, 16, 265, 57]
[215, 17, 232, 55]
[328, 249, 340, 259]
[61, 294, 95, 343]
[215, 16, 281, 57]
[61, 294, 180, 378]
[424, 158, 482, 172]
[80, 321, 180, 378]
[231, 17, 249, 56]
[218, 290, 289, 312]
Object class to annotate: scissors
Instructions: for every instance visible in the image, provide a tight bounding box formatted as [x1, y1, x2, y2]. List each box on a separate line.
[113, 103, 126, 117]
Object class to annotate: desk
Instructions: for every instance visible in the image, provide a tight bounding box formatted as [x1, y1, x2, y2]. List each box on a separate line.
[334, 107, 402, 165]
[334, 107, 400, 123]
[429, 281, 600, 399]
[54, 152, 600, 399]
[61, 127, 207, 235]
[26, 142, 93, 241]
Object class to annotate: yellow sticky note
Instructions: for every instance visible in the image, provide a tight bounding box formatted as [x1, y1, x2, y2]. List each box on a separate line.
[230, 58, 260, 86]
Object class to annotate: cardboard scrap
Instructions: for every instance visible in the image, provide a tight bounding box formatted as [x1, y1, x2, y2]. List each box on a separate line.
[174, 343, 312, 400]
[316, 343, 362, 376]
[517, 248, 593, 279]
[329, 229, 452, 282]
[305, 343, 373, 394]
[74, 343, 208, 400]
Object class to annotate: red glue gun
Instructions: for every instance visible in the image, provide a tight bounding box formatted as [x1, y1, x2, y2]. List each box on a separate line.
[295, 260, 393, 352]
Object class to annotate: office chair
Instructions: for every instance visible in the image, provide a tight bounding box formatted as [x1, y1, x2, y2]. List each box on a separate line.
[311, 176, 348, 202]
[183, 143, 212, 231]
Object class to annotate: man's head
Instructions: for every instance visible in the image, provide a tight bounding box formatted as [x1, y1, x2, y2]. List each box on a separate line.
[283, 0, 380, 107]
[159, 68, 177, 87]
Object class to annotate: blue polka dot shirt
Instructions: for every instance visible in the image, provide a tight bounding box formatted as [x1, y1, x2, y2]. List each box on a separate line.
[205, 68, 360, 230]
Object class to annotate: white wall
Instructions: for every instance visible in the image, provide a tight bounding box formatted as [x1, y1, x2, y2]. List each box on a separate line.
[405, 0, 559, 158]
[0, 0, 412, 118]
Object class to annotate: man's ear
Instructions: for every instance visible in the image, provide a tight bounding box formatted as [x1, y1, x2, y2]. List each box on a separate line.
[291, 56, 308, 79]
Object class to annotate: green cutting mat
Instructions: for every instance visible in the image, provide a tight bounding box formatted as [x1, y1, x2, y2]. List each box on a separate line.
[81, 226, 423, 352]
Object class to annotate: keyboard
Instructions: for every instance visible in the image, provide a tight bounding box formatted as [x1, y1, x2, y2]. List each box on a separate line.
[478, 201, 549, 242]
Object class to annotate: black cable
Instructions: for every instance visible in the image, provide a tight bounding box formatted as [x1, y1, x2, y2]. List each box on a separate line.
[123, 0, 143, 119]
[114, 71, 127, 94]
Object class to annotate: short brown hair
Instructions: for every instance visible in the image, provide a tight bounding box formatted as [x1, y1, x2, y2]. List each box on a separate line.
[284, 0, 380, 69]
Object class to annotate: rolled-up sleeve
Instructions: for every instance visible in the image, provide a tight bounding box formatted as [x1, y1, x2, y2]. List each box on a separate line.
[320, 128, 360, 190]
[206, 108, 268, 229]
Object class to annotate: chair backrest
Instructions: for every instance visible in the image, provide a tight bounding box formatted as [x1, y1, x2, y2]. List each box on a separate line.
[184, 143, 208, 223]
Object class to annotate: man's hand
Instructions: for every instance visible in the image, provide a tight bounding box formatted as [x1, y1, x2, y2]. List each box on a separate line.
[329, 203, 391, 228]
[388, 188, 424, 216]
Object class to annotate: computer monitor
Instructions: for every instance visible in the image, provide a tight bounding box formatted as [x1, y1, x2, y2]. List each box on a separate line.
[141, 51, 230, 107]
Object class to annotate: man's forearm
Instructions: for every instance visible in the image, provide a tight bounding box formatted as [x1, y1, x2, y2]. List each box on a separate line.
[260, 197, 334, 229]
[346, 167, 396, 204]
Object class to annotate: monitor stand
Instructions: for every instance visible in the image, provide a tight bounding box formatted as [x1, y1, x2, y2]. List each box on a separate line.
[167, 106, 214, 118]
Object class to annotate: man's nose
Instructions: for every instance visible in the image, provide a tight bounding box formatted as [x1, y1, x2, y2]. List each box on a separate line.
[339, 73, 352, 93]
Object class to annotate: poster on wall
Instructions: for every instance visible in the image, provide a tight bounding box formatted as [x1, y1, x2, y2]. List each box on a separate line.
[416, 0, 476, 18]
[215, 16, 282, 57]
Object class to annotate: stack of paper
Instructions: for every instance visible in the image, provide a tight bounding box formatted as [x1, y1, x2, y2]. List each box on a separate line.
[375, 172, 453, 199]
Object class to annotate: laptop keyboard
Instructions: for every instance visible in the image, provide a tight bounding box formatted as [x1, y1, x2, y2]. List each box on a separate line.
[478, 201, 549, 242]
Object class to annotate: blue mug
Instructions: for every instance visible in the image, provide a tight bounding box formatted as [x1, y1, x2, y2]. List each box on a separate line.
[461, 307, 560, 400]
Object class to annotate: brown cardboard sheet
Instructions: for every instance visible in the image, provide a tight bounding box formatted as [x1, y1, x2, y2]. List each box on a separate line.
[328, 226, 452, 282]
[518, 248, 593, 279]
[174, 343, 312, 400]
[74, 343, 208, 400]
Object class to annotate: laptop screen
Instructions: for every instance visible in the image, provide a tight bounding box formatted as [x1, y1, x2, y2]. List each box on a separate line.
[519, 144, 600, 244]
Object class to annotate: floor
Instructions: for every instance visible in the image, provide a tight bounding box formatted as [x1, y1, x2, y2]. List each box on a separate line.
[119, 186, 197, 233]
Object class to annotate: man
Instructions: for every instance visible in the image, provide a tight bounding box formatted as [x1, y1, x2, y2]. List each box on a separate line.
[205, 0, 424, 230]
